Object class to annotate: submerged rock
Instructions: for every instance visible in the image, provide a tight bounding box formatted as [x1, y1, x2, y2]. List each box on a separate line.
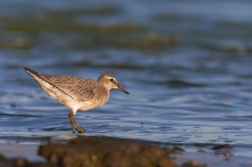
[38, 136, 177, 167]
[0, 154, 55, 167]
[212, 144, 233, 150]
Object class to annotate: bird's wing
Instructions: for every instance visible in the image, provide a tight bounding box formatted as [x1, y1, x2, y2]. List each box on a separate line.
[41, 74, 97, 101]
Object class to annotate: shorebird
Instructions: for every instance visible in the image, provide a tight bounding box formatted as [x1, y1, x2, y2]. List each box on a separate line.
[24, 67, 129, 133]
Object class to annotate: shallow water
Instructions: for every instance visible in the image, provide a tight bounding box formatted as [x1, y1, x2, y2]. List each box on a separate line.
[1, 0, 252, 159]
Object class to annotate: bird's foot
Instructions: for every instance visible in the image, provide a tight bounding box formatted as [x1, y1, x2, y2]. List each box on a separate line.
[77, 125, 85, 134]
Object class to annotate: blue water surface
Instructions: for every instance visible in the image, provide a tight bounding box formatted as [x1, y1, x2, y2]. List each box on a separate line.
[0, 0, 252, 158]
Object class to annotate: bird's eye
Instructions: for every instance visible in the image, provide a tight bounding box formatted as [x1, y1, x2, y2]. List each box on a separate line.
[110, 79, 114, 82]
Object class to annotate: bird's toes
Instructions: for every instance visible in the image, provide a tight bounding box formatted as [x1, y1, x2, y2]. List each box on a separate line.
[78, 126, 85, 134]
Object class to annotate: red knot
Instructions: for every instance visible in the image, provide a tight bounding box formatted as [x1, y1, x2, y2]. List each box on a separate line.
[24, 67, 129, 133]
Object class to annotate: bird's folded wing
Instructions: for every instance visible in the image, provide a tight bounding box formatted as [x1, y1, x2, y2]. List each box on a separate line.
[41, 74, 96, 101]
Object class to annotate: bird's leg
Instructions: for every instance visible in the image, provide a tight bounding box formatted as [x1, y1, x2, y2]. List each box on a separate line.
[68, 111, 76, 133]
[68, 111, 85, 134]
[73, 120, 85, 134]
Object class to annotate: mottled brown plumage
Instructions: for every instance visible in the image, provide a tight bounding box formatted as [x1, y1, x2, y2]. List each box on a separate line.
[24, 67, 129, 133]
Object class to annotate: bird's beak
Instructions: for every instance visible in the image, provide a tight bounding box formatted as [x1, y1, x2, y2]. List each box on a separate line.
[117, 84, 129, 95]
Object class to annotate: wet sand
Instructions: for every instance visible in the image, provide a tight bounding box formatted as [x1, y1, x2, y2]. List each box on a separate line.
[0, 143, 43, 162]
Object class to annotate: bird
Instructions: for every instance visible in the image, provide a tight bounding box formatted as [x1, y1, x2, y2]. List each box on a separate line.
[24, 67, 129, 133]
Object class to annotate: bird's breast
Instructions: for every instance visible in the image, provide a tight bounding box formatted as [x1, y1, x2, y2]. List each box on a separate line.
[79, 88, 110, 111]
